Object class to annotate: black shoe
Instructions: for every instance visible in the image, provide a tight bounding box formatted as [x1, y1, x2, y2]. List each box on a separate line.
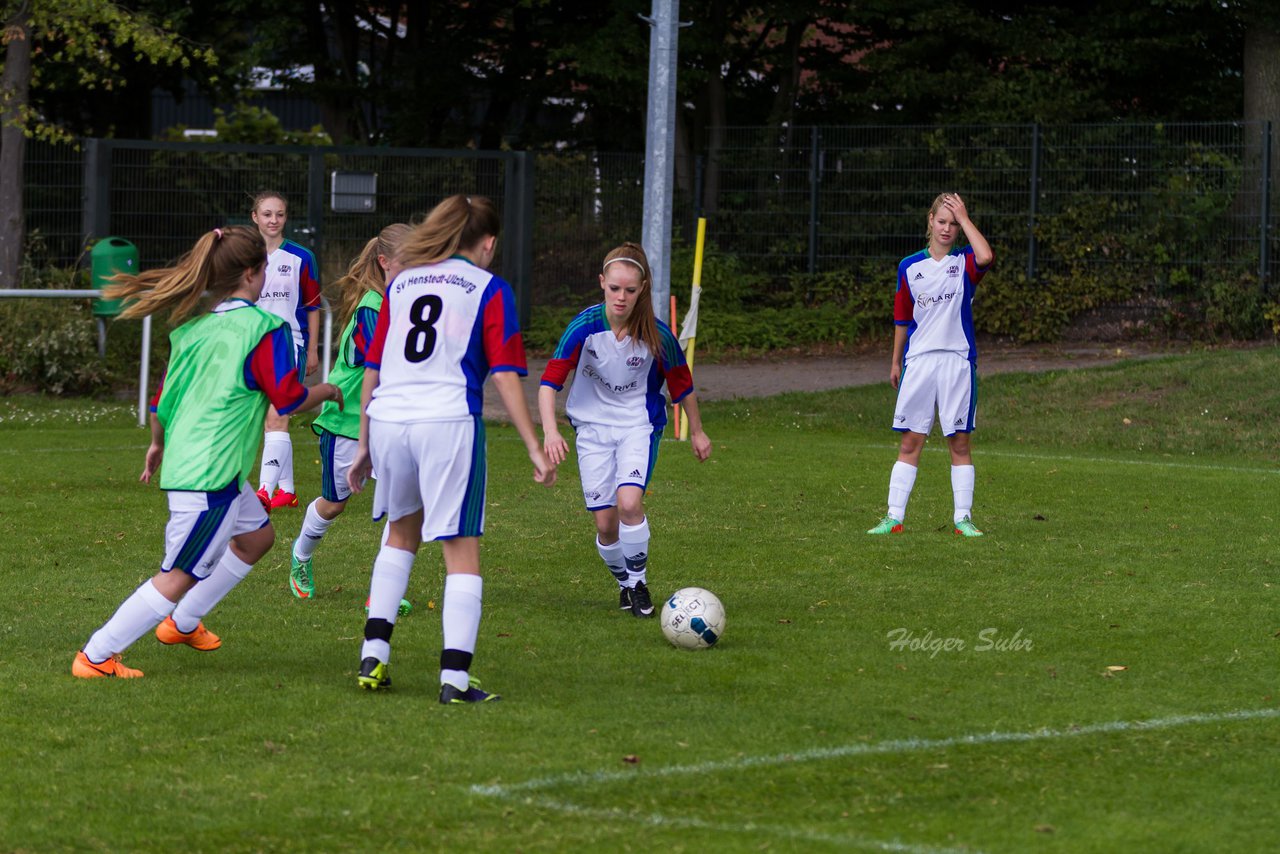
[630, 581, 654, 618]
[619, 587, 633, 611]
[439, 679, 501, 704]
[357, 656, 391, 690]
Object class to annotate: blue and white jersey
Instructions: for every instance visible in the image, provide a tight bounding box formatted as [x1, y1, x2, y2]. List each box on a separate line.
[893, 245, 990, 364]
[365, 256, 527, 423]
[540, 304, 693, 430]
[255, 239, 321, 349]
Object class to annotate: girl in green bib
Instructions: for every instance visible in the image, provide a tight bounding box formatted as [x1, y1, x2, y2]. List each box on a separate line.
[73, 226, 343, 679]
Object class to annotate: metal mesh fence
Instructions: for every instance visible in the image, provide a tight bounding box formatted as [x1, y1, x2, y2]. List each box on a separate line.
[20, 122, 1279, 308]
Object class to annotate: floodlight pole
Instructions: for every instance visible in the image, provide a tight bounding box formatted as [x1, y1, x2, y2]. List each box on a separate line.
[640, 0, 681, 318]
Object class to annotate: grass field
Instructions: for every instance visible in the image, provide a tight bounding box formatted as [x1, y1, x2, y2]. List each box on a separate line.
[2, 348, 1277, 852]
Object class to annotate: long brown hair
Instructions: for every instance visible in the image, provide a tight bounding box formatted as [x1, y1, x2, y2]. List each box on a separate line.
[333, 223, 412, 326]
[397, 194, 500, 269]
[104, 226, 266, 323]
[601, 241, 660, 358]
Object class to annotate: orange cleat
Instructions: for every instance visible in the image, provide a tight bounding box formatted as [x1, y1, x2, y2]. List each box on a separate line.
[155, 616, 222, 651]
[72, 651, 143, 679]
[256, 487, 273, 513]
[270, 489, 299, 509]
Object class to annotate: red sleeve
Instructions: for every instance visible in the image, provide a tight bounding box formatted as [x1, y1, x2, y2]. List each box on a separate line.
[664, 363, 694, 404]
[894, 276, 914, 325]
[964, 246, 991, 284]
[482, 284, 527, 375]
[247, 327, 309, 413]
[364, 294, 392, 370]
[300, 254, 322, 310]
[540, 346, 580, 389]
[149, 370, 167, 412]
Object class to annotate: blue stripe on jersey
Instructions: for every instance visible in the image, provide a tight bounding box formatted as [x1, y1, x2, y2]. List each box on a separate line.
[553, 304, 607, 359]
[171, 501, 231, 574]
[280, 240, 318, 346]
[352, 305, 379, 367]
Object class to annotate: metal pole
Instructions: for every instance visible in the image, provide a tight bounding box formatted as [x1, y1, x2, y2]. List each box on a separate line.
[808, 127, 820, 275]
[138, 314, 151, 427]
[640, 0, 681, 317]
[81, 138, 111, 246]
[1027, 123, 1041, 281]
[1261, 120, 1272, 291]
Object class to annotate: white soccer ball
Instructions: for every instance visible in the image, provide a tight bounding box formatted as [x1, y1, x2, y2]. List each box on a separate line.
[660, 587, 725, 649]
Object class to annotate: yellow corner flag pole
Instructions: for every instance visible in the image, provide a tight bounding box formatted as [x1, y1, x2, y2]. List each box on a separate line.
[678, 217, 707, 440]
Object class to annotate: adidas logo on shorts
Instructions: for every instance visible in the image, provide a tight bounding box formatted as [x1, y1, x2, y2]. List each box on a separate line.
[628, 469, 643, 478]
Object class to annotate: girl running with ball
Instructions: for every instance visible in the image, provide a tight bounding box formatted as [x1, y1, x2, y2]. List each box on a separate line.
[539, 242, 711, 618]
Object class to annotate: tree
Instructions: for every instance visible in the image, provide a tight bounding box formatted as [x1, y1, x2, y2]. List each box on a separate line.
[0, 0, 213, 287]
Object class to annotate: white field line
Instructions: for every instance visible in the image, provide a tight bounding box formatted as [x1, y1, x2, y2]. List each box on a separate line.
[472, 707, 1277, 853]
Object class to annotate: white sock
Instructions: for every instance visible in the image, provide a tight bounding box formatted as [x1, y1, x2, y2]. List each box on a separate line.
[83, 579, 176, 662]
[619, 517, 650, 588]
[440, 573, 483, 691]
[361, 546, 414, 663]
[259, 431, 290, 494]
[597, 536, 627, 589]
[171, 550, 253, 634]
[276, 433, 295, 493]
[952, 464, 976, 524]
[294, 500, 334, 561]
[888, 461, 917, 521]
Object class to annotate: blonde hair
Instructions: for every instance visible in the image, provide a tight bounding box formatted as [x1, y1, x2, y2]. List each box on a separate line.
[104, 226, 266, 323]
[601, 241, 660, 358]
[397, 194, 500, 269]
[333, 223, 412, 326]
[925, 192, 954, 244]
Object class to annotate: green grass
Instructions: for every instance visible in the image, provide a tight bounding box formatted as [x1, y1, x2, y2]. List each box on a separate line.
[2, 348, 1278, 852]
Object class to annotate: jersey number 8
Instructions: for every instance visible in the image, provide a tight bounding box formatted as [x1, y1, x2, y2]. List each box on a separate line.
[404, 294, 443, 363]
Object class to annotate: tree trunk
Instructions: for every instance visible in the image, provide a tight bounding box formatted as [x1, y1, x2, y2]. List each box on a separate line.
[1244, 22, 1280, 194]
[0, 6, 32, 288]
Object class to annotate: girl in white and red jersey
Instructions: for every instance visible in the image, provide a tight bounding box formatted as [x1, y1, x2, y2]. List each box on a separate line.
[867, 192, 994, 537]
[287, 223, 410, 601]
[72, 226, 342, 679]
[251, 190, 323, 512]
[347, 194, 555, 703]
[539, 242, 712, 618]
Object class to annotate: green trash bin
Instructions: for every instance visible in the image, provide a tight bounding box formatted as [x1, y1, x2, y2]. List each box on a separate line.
[90, 237, 138, 357]
[90, 237, 138, 318]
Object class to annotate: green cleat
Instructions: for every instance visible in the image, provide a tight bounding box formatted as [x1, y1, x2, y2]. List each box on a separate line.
[953, 517, 984, 537]
[289, 554, 315, 599]
[867, 515, 904, 535]
[358, 657, 391, 691]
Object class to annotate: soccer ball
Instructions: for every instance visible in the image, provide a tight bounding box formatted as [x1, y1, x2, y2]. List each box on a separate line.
[660, 587, 725, 649]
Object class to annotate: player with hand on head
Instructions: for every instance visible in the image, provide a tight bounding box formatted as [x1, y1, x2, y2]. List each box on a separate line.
[868, 192, 994, 537]
[72, 226, 342, 679]
[287, 223, 411, 600]
[539, 242, 711, 618]
[250, 190, 322, 513]
[347, 194, 555, 703]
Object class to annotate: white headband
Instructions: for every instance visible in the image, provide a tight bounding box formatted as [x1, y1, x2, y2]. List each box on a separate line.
[603, 256, 645, 274]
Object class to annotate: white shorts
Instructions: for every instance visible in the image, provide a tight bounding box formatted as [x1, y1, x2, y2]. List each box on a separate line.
[893, 350, 977, 436]
[317, 429, 358, 502]
[369, 416, 485, 541]
[575, 422, 660, 511]
[161, 481, 269, 579]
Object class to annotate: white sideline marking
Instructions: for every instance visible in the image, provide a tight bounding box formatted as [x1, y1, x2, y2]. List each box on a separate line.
[473, 707, 1277, 853]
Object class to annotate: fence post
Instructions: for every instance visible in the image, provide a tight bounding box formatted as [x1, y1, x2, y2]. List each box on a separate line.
[694, 153, 705, 220]
[808, 126, 820, 275]
[1261, 120, 1272, 292]
[503, 151, 535, 331]
[1027, 123, 1041, 281]
[81, 138, 111, 246]
[306, 152, 325, 254]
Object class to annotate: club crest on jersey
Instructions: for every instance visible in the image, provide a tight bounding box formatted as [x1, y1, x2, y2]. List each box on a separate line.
[277, 264, 292, 275]
[626, 355, 644, 368]
[947, 265, 960, 276]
